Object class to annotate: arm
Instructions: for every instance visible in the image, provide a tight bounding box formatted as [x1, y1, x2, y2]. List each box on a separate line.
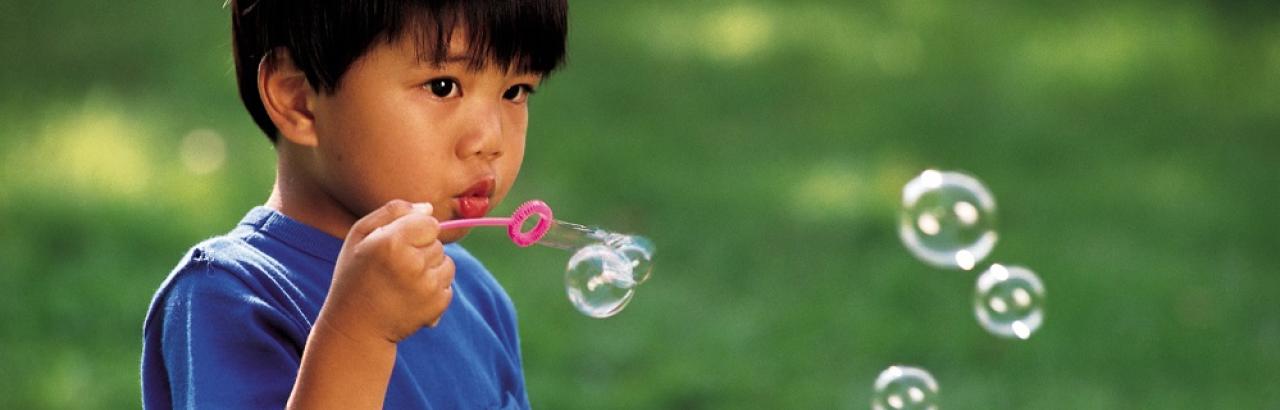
[286, 318, 396, 409]
[287, 200, 455, 409]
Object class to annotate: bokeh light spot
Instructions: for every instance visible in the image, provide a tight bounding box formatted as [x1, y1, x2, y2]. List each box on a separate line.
[791, 163, 867, 222]
[179, 128, 227, 175]
[701, 5, 775, 62]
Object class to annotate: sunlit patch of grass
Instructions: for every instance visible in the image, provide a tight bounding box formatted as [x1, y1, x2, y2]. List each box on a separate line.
[786, 5, 877, 72]
[634, 4, 857, 67]
[701, 4, 775, 62]
[874, 157, 924, 210]
[0, 91, 250, 231]
[785, 157, 906, 225]
[39, 350, 91, 409]
[1015, 5, 1214, 89]
[789, 161, 867, 222]
[887, 0, 947, 28]
[1021, 14, 1145, 86]
[634, 4, 779, 63]
[627, 3, 940, 78]
[4, 94, 156, 202]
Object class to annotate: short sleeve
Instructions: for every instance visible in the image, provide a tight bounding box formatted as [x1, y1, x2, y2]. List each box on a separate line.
[142, 263, 304, 409]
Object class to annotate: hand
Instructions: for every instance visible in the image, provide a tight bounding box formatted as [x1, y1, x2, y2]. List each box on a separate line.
[318, 200, 455, 345]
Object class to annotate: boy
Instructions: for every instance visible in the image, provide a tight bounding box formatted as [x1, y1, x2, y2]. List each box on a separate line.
[141, 0, 567, 408]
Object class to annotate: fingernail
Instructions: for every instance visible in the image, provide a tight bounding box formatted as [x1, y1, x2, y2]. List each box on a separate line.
[412, 203, 432, 214]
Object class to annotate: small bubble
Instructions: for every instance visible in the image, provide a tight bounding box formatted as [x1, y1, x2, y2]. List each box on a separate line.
[974, 264, 1045, 339]
[899, 170, 997, 270]
[873, 365, 939, 410]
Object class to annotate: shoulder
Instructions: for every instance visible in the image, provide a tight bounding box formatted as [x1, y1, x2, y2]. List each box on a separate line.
[145, 233, 298, 326]
[143, 233, 311, 339]
[165, 236, 285, 297]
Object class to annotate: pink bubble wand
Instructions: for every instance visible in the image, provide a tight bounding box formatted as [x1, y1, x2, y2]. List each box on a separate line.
[438, 200, 556, 247]
[438, 199, 627, 252]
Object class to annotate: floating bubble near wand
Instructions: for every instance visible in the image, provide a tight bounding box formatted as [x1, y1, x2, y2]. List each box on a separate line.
[439, 200, 655, 318]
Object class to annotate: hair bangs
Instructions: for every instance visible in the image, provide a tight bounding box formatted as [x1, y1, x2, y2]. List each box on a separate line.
[395, 0, 567, 75]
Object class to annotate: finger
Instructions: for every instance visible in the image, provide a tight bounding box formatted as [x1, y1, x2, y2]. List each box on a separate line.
[418, 255, 455, 297]
[427, 286, 453, 328]
[424, 254, 455, 288]
[438, 256, 456, 286]
[421, 241, 446, 270]
[349, 200, 417, 241]
[381, 208, 440, 249]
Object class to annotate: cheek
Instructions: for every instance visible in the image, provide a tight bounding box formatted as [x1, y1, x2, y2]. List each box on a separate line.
[502, 145, 525, 180]
[316, 97, 404, 168]
[507, 133, 527, 164]
[495, 127, 527, 200]
[315, 97, 448, 207]
[506, 110, 529, 161]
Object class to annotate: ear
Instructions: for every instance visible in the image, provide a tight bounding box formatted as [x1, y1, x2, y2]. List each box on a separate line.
[258, 49, 319, 147]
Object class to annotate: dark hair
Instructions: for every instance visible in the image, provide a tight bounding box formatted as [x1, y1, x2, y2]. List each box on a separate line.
[230, 0, 568, 142]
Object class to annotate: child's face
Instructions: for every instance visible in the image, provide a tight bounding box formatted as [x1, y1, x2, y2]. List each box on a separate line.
[308, 32, 542, 243]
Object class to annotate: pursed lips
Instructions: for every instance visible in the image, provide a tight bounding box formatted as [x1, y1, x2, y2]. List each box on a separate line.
[454, 177, 495, 219]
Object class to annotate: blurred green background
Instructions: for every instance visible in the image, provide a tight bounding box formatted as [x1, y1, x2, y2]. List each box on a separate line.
[3, 0, 1279, 408]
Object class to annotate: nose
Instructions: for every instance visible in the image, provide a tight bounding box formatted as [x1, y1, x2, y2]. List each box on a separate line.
[455, 100, 504, 161]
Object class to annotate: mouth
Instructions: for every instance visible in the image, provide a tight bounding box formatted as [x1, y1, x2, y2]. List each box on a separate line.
[453, 177, 495, 219]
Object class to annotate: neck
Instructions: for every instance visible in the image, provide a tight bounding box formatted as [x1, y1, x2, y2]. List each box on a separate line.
[265, 142, 359, 240]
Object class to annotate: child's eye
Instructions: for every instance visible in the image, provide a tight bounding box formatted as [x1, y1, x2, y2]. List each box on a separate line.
[424, 78, 461, 99]
[502, 84, 534, 103]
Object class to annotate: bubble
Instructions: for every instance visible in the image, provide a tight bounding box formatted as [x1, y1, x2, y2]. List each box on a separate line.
[873, 365, 939, 410]
[899, 170, 998, 270]
[565, 244, 637, 318]
[974, 264, 1045, 339]
[605, 234, 656, 285]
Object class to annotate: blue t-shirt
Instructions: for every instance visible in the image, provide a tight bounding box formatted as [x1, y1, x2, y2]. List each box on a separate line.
[141, 207, 529, 409]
